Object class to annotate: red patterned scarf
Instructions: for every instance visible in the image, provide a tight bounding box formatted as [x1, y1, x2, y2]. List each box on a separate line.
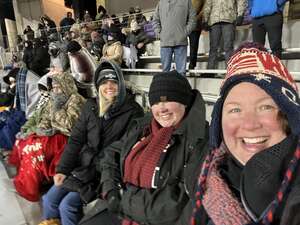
[202, 144, 251, 225]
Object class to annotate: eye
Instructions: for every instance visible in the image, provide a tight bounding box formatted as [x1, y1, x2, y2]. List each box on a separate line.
[228, 107, 241, 113]
[259, 104, 275, 111]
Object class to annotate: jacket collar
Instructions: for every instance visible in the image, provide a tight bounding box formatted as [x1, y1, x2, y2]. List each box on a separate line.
[173, 90, 207, 143]
[240, 134, 298, 220]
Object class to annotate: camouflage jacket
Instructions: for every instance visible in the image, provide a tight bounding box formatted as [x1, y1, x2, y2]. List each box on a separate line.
[203, 0, 247, 26]
[37, 72, 86, 136]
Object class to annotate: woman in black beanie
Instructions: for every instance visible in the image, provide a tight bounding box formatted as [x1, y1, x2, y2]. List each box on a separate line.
[82, 70, 209, 225]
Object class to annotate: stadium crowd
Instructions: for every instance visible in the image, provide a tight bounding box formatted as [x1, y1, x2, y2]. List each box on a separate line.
[0, 1, 299, 225]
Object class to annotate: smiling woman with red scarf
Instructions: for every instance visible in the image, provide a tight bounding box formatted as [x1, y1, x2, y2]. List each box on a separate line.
[81, 70, 209, 225]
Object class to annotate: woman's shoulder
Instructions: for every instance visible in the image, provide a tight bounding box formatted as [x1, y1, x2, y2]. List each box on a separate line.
[281, 172, 300, 225]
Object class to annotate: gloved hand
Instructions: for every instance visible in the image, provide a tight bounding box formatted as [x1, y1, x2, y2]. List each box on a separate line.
[202, 22, 210, 31]
[35, 127, 56, 136]
[107, 189, 121, 213]
[235, 16, 244, 26]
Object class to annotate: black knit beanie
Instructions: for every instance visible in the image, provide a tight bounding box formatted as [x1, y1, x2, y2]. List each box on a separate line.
[66, 40, 82, 54]
[149, 70, 192, 106]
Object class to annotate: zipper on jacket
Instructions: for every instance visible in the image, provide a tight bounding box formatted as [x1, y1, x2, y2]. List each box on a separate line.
[240, 183, 259, 222]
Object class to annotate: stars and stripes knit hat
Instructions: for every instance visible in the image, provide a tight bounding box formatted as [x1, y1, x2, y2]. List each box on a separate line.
[210, 42, 300, 148]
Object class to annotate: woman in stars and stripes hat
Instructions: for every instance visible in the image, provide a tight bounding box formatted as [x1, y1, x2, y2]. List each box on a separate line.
[190, 42, 300, 225]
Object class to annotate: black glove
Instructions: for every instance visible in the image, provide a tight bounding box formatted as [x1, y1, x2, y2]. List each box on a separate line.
[235, 16, 244, 26]
[107, 190, 121, 213]
[202, 22, 210, 31]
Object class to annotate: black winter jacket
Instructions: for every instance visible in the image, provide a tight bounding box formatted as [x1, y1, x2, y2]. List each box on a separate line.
[55, 93, 143, 204]
[99, 90, 209, 225]
[56, 94, 144, 175]
[187, 134, 300, 225]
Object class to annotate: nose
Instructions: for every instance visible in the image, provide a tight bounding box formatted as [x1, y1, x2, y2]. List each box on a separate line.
[106, 81, 115, 89]
[156, 102, 168, 112]
[240, 111, 262, 130]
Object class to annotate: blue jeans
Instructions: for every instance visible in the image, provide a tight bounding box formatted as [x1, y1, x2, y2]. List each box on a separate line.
[42, 185, 82, 225]
[160, 46, 187, 75]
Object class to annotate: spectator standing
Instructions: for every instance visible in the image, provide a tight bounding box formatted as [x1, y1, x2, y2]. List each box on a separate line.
[23, 25, 34, 41]
[203, 0, 247, 74]
[249, 0, 287, 58]
[95, 5, 108, 21]
[22, 40, 34, 70]
[188, 0, 205, 70]
[59, 12, 76, 35]
[153, 0, 197, 75]
[40, 15, 57, 36]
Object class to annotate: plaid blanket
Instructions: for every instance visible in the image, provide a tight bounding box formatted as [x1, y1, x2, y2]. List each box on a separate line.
[15, 68, 27, 112]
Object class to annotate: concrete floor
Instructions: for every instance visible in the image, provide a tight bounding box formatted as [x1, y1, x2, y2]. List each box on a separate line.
[0, 156, 42, 225]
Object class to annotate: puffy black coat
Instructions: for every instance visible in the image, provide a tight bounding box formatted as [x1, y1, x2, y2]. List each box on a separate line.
[99, 90, 209, 225]
[56, 95, 144, 175]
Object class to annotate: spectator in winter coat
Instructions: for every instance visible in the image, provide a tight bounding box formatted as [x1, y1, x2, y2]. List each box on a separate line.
[190, 42, 300, 225]
[101, 27, 123, 65]
[38, 60, 144, 225]
[133, 6, 147, 26]
[89, 31, 105, 61]
[14, 67, 41, 119]
[82, 70, 209, 225]
[95, 5, 108, 21]
[203, 0, 247, 74]
[188, 0, 205, 70]
[22, 40, 34, 70]
[9, 71, 86, 202]
[0, 68, 18, 107]
[23, 25, 35, 41]
[126, 20, 153, 57]
[48, 41, 69, 72]
[30, 38, 50, 77]
[153, 0, 197, 75]
[15, 74, 51, 139]
[36, 72, 85, 136]
[59, 12, 76, 35]
[40, 15, 57, 36]
[249, 0, 287, 58]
